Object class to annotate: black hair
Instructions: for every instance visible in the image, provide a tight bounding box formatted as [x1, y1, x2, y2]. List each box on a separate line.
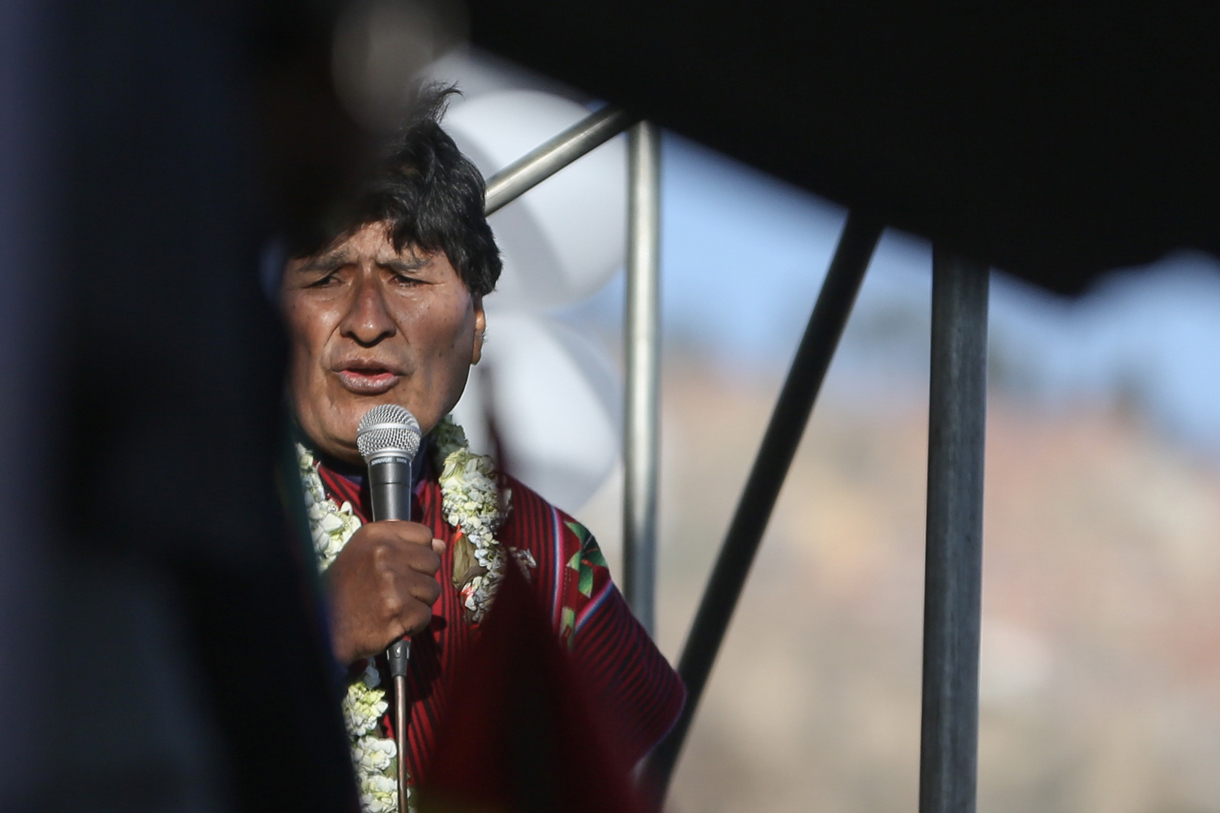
[307, 83, 501, 297]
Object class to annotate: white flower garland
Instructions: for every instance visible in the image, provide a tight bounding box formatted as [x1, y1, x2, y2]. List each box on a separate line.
[296, 415, 523, 813]
[429, 417, 521, 624]
[299, 445, 401, 813]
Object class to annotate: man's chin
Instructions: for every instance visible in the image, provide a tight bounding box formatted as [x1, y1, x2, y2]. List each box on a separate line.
[326, 400, 423, 458]
[315, 389, 443, 451]
[294, 409, 362, 466]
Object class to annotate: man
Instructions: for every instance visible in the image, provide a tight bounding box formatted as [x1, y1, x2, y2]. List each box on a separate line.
[280, 87, 684, 808]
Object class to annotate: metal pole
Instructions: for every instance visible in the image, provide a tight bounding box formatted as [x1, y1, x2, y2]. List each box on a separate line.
[623, 121, 662, 635]
[390, 642, 411, 813]
[919, 251, 988, 813]
[643, 213, 884, 800]
[484, 106, 637, 215]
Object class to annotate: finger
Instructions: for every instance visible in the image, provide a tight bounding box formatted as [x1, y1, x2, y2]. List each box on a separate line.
[375, 545, 441, 586]
[409, 575, 442, 607]
[378, 580, 436, 630]
[383, 543, 442, 577]
[404, 545, 441, 577]
[391, 604, 432, 640]
[396, 521, 436, 544]
[394, 577, 441, 615]
[371, 520, 435, 547]
[431, 538, 446, 555]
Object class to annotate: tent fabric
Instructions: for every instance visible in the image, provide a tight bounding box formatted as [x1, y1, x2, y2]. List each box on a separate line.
[467, 0, 1220, 294]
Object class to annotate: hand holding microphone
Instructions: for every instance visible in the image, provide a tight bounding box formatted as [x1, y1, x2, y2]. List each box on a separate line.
[322, 520, 444, 663]
[326, 404, 432, 813]
[323, 404, 442, 665]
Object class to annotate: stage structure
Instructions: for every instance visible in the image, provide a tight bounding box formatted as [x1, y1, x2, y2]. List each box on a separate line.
[481, 106, 991, 812]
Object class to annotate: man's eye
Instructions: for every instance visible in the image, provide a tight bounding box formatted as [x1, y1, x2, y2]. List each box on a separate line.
[308, 273, 341, 288]
[392, 273, 423, 286]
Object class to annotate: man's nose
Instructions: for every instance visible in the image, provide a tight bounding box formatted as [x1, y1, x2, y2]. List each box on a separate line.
[338, 277, 397, 345]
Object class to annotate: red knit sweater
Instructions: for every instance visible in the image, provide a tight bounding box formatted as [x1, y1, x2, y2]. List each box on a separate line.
[316, 460, 685, 785]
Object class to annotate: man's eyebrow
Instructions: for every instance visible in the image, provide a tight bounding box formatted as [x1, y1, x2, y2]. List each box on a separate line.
[298, 250, 352, 273]
[379, 257, 427, 274]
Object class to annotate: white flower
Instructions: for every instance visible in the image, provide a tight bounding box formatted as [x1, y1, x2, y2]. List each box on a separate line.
[351, 735, 396, 772]
[353, 747, 399, 813]
[428, 418, 512, 624]
[359, 773, 399, 813]
[297, 443, 364, 572]
[343, 681, 388, 734]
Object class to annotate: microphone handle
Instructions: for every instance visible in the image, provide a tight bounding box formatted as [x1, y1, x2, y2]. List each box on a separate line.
[367, 456, 414, 813]
[368, 458, 412, 523]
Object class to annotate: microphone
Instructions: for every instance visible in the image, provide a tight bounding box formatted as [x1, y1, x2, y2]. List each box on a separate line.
[357, 403, 422, 522]
[357, 403, 421, 813]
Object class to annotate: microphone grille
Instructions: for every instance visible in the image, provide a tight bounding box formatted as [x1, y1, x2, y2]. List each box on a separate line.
[356, 404, 422, 463]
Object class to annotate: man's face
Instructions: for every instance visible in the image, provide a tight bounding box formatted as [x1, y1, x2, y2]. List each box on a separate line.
[282, 221, 485, 465]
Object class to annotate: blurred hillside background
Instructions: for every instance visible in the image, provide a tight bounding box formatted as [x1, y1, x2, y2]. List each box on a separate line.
[563, 137, 1220, 813]
[433, 47, 1220, 813]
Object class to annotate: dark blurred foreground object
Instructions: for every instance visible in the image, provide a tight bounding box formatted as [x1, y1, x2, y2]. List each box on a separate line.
[257, 0, 469, 255]
[466, 0, 1220, 294]
[0, 0, 402, 809]
[419, 563, 646, 813]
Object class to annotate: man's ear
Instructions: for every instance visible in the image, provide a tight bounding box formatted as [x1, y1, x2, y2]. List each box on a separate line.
[471, 296, 486, 366]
